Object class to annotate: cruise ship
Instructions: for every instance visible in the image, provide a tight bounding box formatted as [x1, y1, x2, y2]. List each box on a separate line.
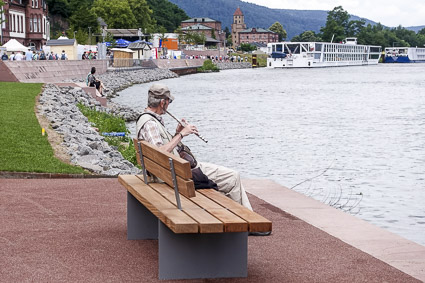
[267, 38, 382, 68]
[384, 47, 425, 63]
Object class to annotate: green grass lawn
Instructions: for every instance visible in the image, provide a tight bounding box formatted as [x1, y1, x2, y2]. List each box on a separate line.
[0, 82, 86, 174]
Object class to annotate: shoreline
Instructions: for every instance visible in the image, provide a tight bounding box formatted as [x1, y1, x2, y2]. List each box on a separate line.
[37, 68, 179, 176]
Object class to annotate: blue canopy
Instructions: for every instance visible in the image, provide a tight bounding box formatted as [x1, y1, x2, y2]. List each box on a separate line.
[115, 39, 130, 48]
[132, 40, 153, 45]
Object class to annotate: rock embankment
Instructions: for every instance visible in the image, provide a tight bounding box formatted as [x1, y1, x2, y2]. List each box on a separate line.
[71, 68, 178, 122]
[38, 84, 141, 176]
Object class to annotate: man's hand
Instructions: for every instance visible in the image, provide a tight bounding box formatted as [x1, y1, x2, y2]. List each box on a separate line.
[176, 119, 198, 137]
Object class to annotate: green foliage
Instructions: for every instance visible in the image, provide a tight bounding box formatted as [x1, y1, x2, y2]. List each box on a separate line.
[92, 0, 137, 29]
[287, 5, 425, 49]
[269, 21, 287, 41]
[128, 0, 155, 31]
[0, 1, 5, 25]
[69, 2, 99, 35]
[211, 29, 216, 39]
[320, 6, 350, 42]
[46, 0, 184, 38]
[240, 43, 256, 52]
[291, 30, 321, 42]
[226, 34, 233, 47]
[0, 82, 86, 174]
[77, 103, 138, 166]
[146, 0, 189, 32]
[183, 32, 207, 45]
[197, 59, 219, 72]
[46, 0, 70, 18]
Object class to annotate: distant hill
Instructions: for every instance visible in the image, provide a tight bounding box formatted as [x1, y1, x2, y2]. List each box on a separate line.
[406, 25, 425, 33]
[168, 0, 376, 39]
[168, 0, 424, 39]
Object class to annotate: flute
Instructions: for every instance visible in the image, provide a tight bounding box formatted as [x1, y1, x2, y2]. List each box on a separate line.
[165, 110, 208, 143]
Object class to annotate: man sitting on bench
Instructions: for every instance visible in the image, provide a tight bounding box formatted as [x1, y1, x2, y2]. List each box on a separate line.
[136, 84, 255, 211]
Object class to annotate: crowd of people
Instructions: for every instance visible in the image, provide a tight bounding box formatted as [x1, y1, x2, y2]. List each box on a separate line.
[1, 50, 69, 61]
[1, 50, 99, 61]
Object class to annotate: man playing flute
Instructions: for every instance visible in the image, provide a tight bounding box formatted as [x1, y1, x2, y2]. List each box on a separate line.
[136, 84, 257, 211]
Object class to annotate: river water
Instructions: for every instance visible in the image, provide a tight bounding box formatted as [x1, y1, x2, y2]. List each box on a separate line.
[112, 64, 425, 247]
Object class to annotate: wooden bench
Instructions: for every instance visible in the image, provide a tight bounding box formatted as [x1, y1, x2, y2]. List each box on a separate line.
[118, 140, 272, 280]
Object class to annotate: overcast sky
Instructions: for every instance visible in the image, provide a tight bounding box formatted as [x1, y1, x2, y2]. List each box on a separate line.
[245, 0, 425, 27]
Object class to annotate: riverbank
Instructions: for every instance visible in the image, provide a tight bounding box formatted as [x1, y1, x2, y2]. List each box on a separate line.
[36, 68, 179, 176]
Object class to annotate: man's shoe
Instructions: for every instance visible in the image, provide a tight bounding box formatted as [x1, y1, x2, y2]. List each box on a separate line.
[249, 231, 271, 236]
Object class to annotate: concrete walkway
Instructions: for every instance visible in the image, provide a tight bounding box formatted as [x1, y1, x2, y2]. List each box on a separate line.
[1, 178, 423, 282]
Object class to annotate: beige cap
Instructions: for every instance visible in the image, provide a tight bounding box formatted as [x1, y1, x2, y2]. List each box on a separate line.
[148, 84, 174, 101]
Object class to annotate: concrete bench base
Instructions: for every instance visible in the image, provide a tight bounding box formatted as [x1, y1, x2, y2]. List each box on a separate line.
[127, 192, 248, 280]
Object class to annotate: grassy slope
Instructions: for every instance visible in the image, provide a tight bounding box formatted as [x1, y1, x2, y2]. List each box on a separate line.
[0, 82, 86, 174]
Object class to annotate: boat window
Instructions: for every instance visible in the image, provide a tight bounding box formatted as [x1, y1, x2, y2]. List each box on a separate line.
[276, 44, 283, 52]
[286, 44, 300, 54]
[314, 53, 320, 59]
[315, 43, 322, 51]
[370, 47, 380, 53]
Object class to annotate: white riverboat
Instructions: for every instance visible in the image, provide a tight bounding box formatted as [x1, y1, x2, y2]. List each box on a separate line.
[384, 47, 425, 63]
[267, 38, 382, 68]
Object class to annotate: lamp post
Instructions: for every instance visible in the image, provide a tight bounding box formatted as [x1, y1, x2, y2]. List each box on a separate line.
[74, 31, 77, 39]
[88, 26, 92, 45]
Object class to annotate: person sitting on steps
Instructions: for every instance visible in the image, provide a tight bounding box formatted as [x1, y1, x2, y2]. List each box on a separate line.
[87, 67, 107, 97]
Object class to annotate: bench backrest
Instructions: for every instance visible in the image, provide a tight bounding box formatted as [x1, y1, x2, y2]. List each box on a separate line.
[133, 139, 196, 198]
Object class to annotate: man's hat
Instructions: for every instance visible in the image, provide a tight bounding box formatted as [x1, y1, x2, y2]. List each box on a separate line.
[148, 84, 174, 101]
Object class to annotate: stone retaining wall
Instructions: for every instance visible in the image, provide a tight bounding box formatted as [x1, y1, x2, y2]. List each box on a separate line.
[0, 60, 107, 83]
[216, 62, 252, 70]
[153, 59, 205, 69]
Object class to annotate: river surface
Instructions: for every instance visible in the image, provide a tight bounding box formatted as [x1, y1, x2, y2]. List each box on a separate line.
[112, 64, 425, 247]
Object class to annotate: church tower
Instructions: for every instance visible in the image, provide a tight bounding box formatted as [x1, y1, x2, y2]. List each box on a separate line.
[231, 7, 247, 48]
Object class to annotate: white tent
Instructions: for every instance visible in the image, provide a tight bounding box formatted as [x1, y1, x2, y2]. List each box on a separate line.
[3, 39, 29, 52]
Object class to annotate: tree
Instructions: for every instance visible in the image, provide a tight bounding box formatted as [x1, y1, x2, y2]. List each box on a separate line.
[320, 6, 350, 42]
[291, 30, 321, 42]
[240, 43, 256, 52]
[269, 22, 287, 41]
[69, 3, 99, 34]
[346, 19, 366, 37]
[146, 0, 189, 32]
[91, 0, 137, 29]
[45, 0, 70, 18]
[226, 34, 232, 47]
[128, 0, 155, 31]
[224, 27, 230, 38]
[0, 1, 5, 26]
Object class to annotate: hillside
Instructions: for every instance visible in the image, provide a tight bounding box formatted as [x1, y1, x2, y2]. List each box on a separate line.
[168, 0, 423, 39]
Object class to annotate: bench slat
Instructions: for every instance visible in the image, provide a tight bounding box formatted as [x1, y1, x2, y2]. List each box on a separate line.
[135, 139, 192, 179]
[198, 189, 272, 233]
[188, 193, 249, 233]
[149, 183, 224, 233]
[143, 157, 196, 198]
[119, 175, 198, 234]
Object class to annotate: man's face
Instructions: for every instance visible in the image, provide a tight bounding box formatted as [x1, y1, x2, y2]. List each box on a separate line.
[161, 98, 172, 113]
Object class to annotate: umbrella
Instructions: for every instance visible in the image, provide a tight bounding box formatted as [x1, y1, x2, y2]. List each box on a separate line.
[115, 39, 130, 48]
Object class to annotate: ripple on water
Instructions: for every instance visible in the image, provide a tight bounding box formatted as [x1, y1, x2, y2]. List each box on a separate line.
[113, 66, 425, 247]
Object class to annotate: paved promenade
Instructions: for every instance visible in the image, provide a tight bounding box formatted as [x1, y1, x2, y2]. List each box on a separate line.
[1, 178, 424, 282]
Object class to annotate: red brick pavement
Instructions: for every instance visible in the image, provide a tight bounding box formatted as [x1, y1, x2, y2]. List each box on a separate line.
[0, 178, 420, 282]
